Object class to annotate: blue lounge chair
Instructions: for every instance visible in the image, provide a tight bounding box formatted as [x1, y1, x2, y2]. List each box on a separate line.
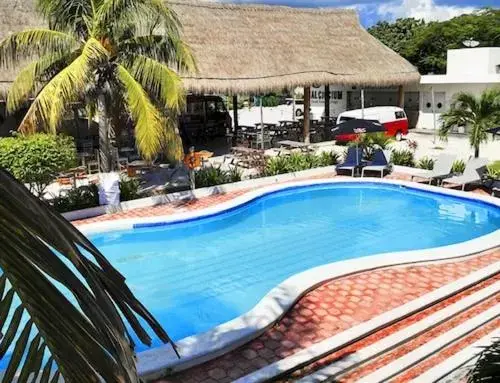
[336, 147, 363, 177]
[361, 149, 391, 178]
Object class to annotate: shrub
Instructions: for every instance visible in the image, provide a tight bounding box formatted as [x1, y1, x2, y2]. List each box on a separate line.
[391, 149, 415, 167]
[486, 161, 500, 180]
[51, 184, 99, 213]
[318, 151, 341, 167]
[119, 176, 142, 201]
[451, 159, 466, 174]
[355, 133, 394, 160]
[264, 151, 340, 176]
[194, 166, 242, 188]
[0, 134, 77, 197]
[417, 156, 435, 170]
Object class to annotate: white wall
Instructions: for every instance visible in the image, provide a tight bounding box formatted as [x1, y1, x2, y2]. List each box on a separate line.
[447, 48, 500, 76]
[416, 83, 494, 130]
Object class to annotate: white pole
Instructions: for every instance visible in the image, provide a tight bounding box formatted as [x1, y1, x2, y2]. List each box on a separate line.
[292, 97, 296, 122]
[260, 96, 264, 149]
[361, 88, 365, 119]
[431, 86, 436, 144]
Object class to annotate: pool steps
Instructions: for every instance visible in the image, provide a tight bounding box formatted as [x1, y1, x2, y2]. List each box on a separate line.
[296, 281, 500, 382]
[232, 263, 500, 383]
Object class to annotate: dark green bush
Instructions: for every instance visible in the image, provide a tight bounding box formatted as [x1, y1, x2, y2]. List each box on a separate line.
[0, 134, 77, 196]
[119, 176, 142, 201]
[451, 159, 466, 173]
[391, 149, 415, 167]
[195, 166, 242, 188]
[264, 151, 340, 176]
[417, 156, 435, 170]
[51, 184, 99, 213]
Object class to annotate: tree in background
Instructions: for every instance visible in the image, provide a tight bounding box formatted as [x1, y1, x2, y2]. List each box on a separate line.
[368, 18, 425, 59]
[439, 88, 500, 158]
[368, 8, 500, 74]
[0, 0, 196, 171]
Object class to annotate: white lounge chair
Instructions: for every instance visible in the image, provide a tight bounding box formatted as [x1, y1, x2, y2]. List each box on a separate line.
[410, 153, 456, 184]
[442, 157, 489, 191]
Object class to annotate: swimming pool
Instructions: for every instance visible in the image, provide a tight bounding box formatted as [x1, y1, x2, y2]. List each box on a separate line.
[87, 181, 500, 353]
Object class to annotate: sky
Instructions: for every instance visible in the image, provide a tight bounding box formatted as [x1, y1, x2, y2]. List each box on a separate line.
[205, 0, 496, 26]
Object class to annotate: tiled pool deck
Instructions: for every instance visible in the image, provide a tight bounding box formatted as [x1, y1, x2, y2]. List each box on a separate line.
[72, 172, 499, 382]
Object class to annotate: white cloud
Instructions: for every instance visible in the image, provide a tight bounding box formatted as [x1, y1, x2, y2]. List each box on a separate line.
[376, 0, 476, 22]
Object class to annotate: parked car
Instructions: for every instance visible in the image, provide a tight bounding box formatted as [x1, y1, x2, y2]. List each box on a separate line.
[335, 106, 409, 142]
[179, 95, 232, 147]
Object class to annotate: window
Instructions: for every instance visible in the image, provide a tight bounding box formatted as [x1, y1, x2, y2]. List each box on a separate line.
[395, 111, 406, 119]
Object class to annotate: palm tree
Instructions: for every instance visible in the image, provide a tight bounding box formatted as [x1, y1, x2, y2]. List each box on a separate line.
[0, 168, 174, 381]
[0, 0, 196, 171]
[439, 88, 500, 158]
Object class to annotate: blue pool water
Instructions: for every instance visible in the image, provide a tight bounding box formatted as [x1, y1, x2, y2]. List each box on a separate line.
[89, 183, 500, 351]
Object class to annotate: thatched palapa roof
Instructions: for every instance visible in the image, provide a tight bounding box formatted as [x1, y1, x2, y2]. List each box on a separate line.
[171, 1, 420, 93]
[0, 0, 420, 97]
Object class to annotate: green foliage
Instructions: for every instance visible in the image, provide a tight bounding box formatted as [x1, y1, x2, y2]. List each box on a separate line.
[0, 169, 172, 382]
[352, 133, 394, 160]
[0, 0, 195, 161]
[51, 184, 99, 213]
[119, 176, 142, 201]
[0, 133, 77, 196]
[417, 156, 435, 170]
[264, 151, 340, 176]
[486, 161, 500, 180]
[439, 88, 500, 158]
[261, 93, 281, 107]
[391, 149, 415, 167]
[368, 18, 425, 58]
[452, 159, 466, 174]
[195, 166, 242, 188]
[467, 337, 500, 382]
[368, 9, 500, 74]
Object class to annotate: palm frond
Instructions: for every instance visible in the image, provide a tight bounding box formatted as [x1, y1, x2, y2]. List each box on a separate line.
[18, 38, 108, 134]
[119, 34, 197, 73]
[96, 0, 180, 36]
[467, 337, 500, 382]
[6, 53, 70, 114]
[0, 29, 77, 68]
[116, 64, 165, 160]
[123, 54, 185, 112]
[36, 0, 96, 36]
[0, 168, 175, 382]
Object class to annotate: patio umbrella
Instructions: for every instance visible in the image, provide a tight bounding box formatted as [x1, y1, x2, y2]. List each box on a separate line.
[331, 118, 385, 136]
[486, 126, 500, 136]
[331, 119, 385, 165]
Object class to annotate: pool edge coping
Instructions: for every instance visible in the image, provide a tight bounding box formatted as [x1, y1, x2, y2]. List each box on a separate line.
[75, 178, 500, 379]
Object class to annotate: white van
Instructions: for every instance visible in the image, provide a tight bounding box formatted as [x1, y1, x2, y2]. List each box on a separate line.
[336, 106, 409, 142]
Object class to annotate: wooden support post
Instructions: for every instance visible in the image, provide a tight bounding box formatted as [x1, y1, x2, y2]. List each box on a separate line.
[232, 95, 238, 146]
[303, 86, 311, 144]
[397, 85, 404, 108]
[324, 85, 330, 121]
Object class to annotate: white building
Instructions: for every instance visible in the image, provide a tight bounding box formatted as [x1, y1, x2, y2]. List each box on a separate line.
[417, 47, 500, 131]
[307, 47, 500, 131]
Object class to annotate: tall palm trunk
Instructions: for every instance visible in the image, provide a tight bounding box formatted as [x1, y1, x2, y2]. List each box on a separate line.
[474, 145, 480, 158]
[97, 95, 113, 172]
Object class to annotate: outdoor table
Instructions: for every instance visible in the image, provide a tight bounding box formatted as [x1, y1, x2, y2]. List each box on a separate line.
[127, 160, 151, 177]
[255, 122, 277, 129]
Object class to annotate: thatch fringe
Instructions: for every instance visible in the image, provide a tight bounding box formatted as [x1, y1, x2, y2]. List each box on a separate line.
[0, 0, 420, 97]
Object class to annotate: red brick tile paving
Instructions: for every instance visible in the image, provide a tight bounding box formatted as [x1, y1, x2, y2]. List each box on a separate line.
[279, 273, 500, 382]
[156, 249, 499, 383]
